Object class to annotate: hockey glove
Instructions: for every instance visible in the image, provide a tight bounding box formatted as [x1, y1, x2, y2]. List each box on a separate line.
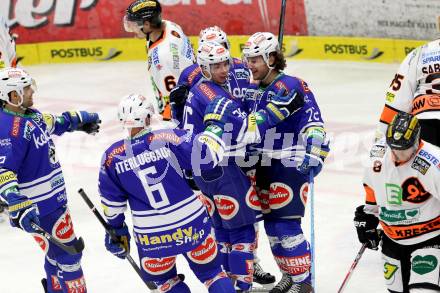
[105, 223, 131, 259]
[203, 95, 235, 129]
[297, 127, 330, 176]
[265, 88, 304, 126]
[170, 83, 190, 123]
[354, 205, 381, 250]
[6, 189, 39, 233]
[64, 111, 101, 134]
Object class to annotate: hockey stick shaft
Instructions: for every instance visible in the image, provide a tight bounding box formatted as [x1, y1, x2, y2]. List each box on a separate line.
[309, 170, 316, 289]
[278, 0, 287, 48]
[337, 243, 367, 293]
[0, 202, 84, 255]
[78, 189, 158, 291]
[30, 222, 85, 255]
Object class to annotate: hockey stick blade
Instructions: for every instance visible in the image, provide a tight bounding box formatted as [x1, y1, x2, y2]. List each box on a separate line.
[31, 222, 85, 255]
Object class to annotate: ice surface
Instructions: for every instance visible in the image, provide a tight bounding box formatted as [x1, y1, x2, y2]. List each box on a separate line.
[0, 60, 396, 292]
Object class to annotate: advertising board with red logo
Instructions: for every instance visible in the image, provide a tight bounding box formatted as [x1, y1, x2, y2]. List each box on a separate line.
[2, 0, 307, 44]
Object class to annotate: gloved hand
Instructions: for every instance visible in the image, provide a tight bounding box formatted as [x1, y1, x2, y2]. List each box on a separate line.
[265, 88, 304, 125]
[6, 190, 39, 233]
[354, 205, 381, 250]
[170, 83, 190, 123]
[64, 111, 101, 134]
[297, 127, 329, 176]
[203, 95, 235, 129]
[105, 223, 131, 259]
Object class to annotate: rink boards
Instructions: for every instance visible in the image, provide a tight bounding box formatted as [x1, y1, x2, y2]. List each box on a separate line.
[16, 36, 426, 66]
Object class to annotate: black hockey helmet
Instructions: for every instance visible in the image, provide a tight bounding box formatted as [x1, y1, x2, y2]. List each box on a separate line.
[126, 0, 162, 27]
[386, 112, 421, 150]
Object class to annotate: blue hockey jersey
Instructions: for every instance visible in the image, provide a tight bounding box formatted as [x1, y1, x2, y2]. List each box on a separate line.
[98, 128, 218, 258]
[0, 108, 75, 217]
[245, 74, 325, 160]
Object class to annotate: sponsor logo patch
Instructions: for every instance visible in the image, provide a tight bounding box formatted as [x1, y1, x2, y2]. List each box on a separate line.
[52, 211, 75, 243]
[412, 255, 438, 275]
[370, 145, 386, 158]
[33, 234, 49, 253]
[197, 193, 215, 217]
[187, 234, 217, 264]
[214, 195, 239, 220]
[274, 253, 311, 275]
[411, 156, 431, 175]
[379, 207, 420, 224]
[402, 177, 431, 203]
[142, 257, 176, 275]
[269, 182, 293, 209]
[51, 275, 62, 291]
[245, 187, 261, 211]
[65, 276, 86, 293]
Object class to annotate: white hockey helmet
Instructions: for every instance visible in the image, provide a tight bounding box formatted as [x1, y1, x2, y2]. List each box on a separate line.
[197, 41, 231, 79]
[242, 32, 279, 67]
[118, 94, 155, 129]
[0, 67, 34, 106]
[199, 26, 230, 50]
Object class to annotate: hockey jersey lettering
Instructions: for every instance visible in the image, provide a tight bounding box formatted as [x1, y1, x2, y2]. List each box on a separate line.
[363, 140, 440, 245]
[114, 148, 171, 174]
[0, 109, 73, 216]
[99, 129, 216, 258]
[378, 39, 440, 133]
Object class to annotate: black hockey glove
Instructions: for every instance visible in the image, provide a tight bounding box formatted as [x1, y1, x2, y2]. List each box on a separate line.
[64, 111, 101, 135]
[354, 205, 381, 250]
[170, 83, 190, 123]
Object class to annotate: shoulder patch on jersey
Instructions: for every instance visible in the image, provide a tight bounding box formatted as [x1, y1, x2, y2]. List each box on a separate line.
[171, 30, 181, 38]
[198, 83, 217, 101]
[10, 116, 21, 137]
[370, 145, 386, 158]
[148, 131, 181, 144]
[411, 156, 431, 175]
[105, 143, 126, 167]
[274, 80, 288, 93]
[188, 66, 202, 85]
[23, 120, 35, 141]
[300, 79, 311, 93]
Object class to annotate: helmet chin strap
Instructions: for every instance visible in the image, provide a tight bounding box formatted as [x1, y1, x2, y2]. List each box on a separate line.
[261, 67, 273, 84]
[7, 91, 26, 110]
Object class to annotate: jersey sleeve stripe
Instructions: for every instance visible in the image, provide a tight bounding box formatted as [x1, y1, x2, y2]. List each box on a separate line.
[379, 104, 399, 124]
[363, 183, 377, 205]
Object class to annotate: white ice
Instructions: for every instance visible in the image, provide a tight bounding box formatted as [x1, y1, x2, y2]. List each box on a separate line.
[0, 60, 396, 293]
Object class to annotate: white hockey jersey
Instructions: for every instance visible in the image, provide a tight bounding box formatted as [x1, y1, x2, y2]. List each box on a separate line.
[146, 20, 195, 119]
[0, 16, 16, 69]
[378, 39, 440, 134]
[363, 139, 440, 245]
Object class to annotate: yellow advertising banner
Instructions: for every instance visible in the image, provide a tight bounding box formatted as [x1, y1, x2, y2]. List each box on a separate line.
[16, 36, 428, 66]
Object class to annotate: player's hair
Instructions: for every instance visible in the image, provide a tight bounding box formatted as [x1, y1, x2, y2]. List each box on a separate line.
[269, 51, 286, 71]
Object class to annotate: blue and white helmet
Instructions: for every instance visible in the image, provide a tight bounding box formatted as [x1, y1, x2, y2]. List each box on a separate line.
[197, 41, 231, 79]
[199, 26, 230, 50]
[0, 67, 34, 106]
[118, 94, 155, 129]
[242, 32, 279, 67]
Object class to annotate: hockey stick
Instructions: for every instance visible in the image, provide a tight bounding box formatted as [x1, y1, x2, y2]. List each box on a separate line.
[337, 243, 367, 293]
[309, 170, 316, 290]
[30, 222, 85, 255]
[0, 202, 85, 255]
[78, 188, 158, 292]
[278, 0, 287, 49]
